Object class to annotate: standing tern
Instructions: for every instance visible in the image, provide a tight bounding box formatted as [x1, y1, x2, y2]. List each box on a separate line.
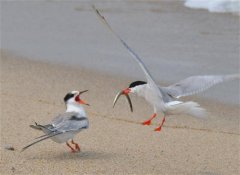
[22, 90, 89, 152]
[92, 6, 240, 131]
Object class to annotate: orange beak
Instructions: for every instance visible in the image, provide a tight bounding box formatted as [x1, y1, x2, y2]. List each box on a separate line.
[79, 99, 90, 106]
[122, 88, 131, 95]
[75, 90, 90, 106]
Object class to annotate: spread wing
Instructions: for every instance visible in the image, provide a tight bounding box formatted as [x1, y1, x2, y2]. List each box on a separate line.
[160, 74, 240, 98]
[93, 6, 165, 109]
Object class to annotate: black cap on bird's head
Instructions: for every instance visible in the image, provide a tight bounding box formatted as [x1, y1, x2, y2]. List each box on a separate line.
[113, 80, 147, 112]
[64, 93, 75, 103]
[129, 81, 147, 88]
[64, 90, 90, 106]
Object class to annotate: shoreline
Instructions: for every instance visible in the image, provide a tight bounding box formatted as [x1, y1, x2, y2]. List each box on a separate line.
[3, 49, 239, 108]
[2, 1, 239, 105]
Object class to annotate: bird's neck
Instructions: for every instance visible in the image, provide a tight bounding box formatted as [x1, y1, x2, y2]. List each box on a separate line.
[66, 103, 86, 116]
[131, 84, 147, 97]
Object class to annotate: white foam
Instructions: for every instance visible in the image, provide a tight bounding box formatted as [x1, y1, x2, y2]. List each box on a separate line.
[185, 0, 240, 14]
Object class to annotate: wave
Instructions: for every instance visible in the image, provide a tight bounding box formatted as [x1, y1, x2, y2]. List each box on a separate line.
[185, 0, 240, 14]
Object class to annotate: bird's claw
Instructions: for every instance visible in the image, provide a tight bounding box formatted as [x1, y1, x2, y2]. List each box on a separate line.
[142, 120, 152, 125]
[154, 127, 162, 132]
[75, 144, 81, 152]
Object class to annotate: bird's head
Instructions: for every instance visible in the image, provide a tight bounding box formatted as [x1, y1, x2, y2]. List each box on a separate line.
[113, 81, 147, 112]
[64, 90, 90, 106]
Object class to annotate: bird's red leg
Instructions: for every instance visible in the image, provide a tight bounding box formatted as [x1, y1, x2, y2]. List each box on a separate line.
[142, 113, 157, 125]
[154, 116, 166, 132]
[71, 139, 81, 152]
[66, 142, 76, 153]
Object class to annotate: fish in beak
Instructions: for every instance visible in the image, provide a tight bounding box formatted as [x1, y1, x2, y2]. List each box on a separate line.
[113, 88, 133, 112]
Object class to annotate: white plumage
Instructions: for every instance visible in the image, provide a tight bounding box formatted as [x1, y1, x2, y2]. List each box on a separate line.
[93, 6, 239, 131]
[22, 90, 89, 152]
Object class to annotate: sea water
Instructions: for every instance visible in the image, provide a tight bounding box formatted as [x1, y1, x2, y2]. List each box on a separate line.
[1, 1, 239, 105]
[185, 0, 240, 14]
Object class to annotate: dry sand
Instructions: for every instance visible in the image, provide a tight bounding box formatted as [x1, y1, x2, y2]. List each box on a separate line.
[0, 51, 239, 175]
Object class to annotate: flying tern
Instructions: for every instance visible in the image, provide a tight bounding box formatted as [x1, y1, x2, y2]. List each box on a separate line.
[93, 6, 240, 131]
[22, 90, 89, 152]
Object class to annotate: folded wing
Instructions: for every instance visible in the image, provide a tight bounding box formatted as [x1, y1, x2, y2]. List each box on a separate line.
[22, 112, 88, 152]
[51, 112, 89, 132]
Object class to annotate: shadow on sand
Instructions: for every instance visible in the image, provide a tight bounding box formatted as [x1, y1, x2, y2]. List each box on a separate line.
[27, 150, 116, 161]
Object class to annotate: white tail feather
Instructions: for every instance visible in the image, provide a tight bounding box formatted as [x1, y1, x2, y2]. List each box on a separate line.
[165, 101, 207, 118]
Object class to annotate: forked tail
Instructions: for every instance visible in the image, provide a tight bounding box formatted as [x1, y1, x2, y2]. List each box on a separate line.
[165, 101, 207, 118]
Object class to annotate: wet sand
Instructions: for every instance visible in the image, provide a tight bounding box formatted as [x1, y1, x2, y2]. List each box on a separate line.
[0, 51, 239, 175]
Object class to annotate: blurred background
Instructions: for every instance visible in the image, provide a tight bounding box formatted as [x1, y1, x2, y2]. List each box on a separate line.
[1, 0, 240, 105]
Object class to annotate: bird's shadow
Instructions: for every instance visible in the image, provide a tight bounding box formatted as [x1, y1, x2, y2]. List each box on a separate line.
[28, 150, 115, 161]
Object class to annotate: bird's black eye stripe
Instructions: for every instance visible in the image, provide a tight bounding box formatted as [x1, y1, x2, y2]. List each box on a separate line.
[64, 93, 74, 102]
[129, 81, 147, 88]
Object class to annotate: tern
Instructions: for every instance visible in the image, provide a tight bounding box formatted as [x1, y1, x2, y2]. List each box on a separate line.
[22, 90, 89, 152]
[93, 6, 240, 131]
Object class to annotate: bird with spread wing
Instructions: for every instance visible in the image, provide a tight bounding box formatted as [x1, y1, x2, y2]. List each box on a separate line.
[92, 6, 239, 132]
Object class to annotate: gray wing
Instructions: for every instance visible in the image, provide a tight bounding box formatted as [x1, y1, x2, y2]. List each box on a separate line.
[22, 113, 88, 152]
[160, 74, 240, 99]
[30, 122, 55, 137]
[30, 122, 54, 130]
[93, 6, 165, 109]
[92, 6, 156, 86]
[51, 112, 89, 132]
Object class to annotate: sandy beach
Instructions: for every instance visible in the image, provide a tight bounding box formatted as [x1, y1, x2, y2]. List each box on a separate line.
[1, 51, 239, 175]
[1, 0, 240, 175]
